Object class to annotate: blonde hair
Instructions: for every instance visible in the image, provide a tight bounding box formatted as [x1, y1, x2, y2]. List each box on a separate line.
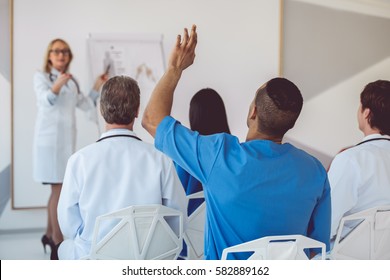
[43, 38, 73, 73]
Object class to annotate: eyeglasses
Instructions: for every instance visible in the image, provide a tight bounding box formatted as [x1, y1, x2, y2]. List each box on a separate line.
[50, 49, 70, 56]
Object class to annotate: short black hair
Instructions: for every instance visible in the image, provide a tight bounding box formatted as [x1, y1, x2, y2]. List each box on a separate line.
[361, 80, 390, 135]
[256, 77, 303, 137]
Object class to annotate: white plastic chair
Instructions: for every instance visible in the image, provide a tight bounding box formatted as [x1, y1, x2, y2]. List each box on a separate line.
[85, 204, 183, 260]
[330, 205, 390, 260]
[221, 235, 326, 260]
[182, 191, 206, 260]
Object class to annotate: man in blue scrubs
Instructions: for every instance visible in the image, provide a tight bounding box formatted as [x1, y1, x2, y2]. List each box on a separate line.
[143, 25, 331, 260]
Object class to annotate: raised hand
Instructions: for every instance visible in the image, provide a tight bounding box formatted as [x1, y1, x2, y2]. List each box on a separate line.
[93, 73, 109, 92]
[142, 24, 198, 137]
[168, 24, 197, 72]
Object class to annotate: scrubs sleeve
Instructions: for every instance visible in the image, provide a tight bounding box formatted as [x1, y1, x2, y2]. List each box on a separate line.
[155, 116, 225, 185]
[33, 72, 58, 107]
[308, 175, 332, 252]
[57, 155, 83, 239]
[174, 164, 191, 193]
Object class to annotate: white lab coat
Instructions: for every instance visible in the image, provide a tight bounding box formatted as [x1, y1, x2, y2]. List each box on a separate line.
[32, 68, 98, 183]
[57, 128, 187, 259]
[328, 133, 390, 238]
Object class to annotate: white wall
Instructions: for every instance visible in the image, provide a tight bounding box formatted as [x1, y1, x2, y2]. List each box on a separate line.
[0, 74, 10, 173]
[3, 0, 280, 229]
[3, 0, 389, 230]
[295, 0, 390, 19]
[0, 0, 48, 229]
[284, 0, 390, 168]
[286, 57, 390, 167]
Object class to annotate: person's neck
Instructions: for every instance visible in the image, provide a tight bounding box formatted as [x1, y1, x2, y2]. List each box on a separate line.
[52, 66, 65, 73]
[362, 126, 381, 137]
[105, 123, 134, 132]
[246, 128, 283, 144]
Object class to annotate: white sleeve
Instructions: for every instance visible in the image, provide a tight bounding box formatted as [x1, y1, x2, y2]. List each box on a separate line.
[328, 153, 360, 238]
[161, 158, 188, 232]
[71, 76, 96, 112]
[57, 156, 82, 239]
[88, 89, 100, 105]
[69, 77, 99, 123]
[33, 72, 58, 107]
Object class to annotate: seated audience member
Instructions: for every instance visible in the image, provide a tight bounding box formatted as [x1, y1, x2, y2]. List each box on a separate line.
[176, 88, 231, 215]
[328, 80, 390, 239]
[177, 88, 231, 259]
[142, 25, 331, 260]
[56, 76, 187, 260]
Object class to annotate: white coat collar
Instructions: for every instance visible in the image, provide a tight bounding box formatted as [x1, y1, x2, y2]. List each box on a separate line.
[50, 67, 61, 76]
[100, 128, 138, 140]
[362, 133, 390, 141]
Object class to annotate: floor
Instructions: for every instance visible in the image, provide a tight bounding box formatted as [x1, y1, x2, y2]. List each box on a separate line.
[0, 229, 49, 260]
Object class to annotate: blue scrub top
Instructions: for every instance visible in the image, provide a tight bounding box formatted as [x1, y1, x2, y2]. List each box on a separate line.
[174, 164, 205, 215]
[156, 116, 331, 260]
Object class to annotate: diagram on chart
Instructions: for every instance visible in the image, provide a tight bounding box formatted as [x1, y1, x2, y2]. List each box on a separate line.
[88, 33, 165, 142]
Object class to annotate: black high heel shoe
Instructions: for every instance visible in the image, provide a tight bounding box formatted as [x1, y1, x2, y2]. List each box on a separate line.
[41, 235, 55, 254]
[50, 242, 61, 260]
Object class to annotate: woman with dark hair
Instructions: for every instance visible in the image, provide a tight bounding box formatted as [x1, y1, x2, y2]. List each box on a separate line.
[189, 88, 231, 136]
[177, 88, 231, 214]
[176, 88, 230, 259]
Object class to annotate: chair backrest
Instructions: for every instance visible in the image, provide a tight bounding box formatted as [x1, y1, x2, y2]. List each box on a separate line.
[182, 191, 206, 260]
[331, 205, 390, 260]
[87, 204, 183, 260]
[221, 235, 326, 260]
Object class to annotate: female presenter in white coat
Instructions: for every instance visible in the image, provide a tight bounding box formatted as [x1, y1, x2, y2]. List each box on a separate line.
[33, 38, 107, 257]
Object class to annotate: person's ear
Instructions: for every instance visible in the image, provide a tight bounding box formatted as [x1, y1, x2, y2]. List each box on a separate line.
[249, 104, 257, 120]
[363, 107, 371, 121]
[135, 106, 140, 118]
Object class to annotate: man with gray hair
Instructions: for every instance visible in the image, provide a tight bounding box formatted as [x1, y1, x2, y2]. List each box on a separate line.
[56, 75, 187, 260]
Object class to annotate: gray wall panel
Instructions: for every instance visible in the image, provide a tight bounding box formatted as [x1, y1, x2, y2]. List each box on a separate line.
[283, 0, 390, 100]
[0, 0, 10, 81]
[0, 165, 11, 216]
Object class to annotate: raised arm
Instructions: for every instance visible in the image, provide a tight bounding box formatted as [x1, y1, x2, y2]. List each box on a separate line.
[142, 25, 197, 137]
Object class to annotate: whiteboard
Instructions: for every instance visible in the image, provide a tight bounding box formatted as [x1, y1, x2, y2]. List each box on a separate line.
[12, 0, 281, 208]
[88, 33, 165, 141]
